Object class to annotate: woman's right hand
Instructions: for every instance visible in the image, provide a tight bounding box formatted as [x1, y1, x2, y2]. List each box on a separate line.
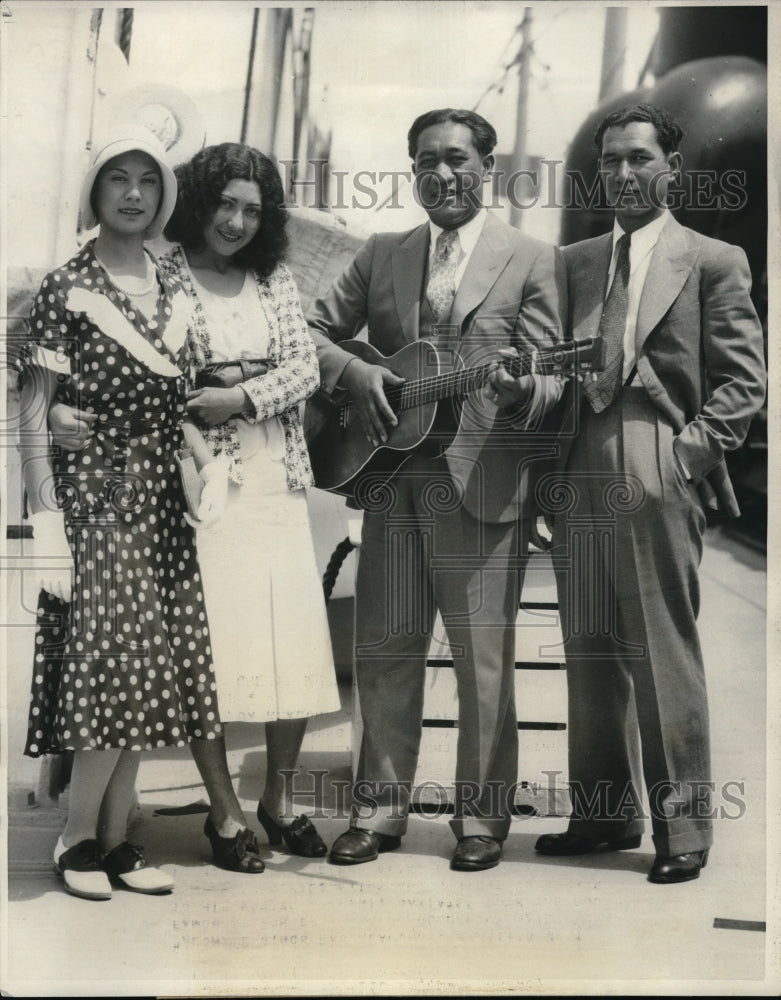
[29, 510, 74, 602]
[184, 455, 230, 529]
[48, 402, 97, 451]
[187, 386, 252, 426]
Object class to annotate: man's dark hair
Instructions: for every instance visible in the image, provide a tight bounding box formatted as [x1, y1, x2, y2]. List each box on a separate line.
[407, 108, 497, 159]
[165, 142, 287, 280]
[594, 103, 684, 157]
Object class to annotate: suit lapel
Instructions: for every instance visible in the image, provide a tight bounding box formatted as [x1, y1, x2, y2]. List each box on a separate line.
[450, 213, 513, 331]
[636, 216, 698, 351]
[571, 233, 613, 343]
[391, 223, 429, 343]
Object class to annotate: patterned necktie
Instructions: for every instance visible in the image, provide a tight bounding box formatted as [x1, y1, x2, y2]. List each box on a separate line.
[584, 231, 631, 413]
[426, 228, 460, 322]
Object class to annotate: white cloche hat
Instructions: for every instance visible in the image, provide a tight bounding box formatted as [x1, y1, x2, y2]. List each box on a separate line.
[78, 123, 177, 238]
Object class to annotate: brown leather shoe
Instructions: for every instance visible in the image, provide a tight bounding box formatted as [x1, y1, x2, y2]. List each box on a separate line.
[648, 850, 709, 883]
[328, 827, 401, 865]
[450, 836, 503, 871]
[535, 831, 641, 856]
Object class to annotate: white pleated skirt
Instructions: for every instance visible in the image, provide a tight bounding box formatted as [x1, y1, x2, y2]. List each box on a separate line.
[194, 429, 340, 724]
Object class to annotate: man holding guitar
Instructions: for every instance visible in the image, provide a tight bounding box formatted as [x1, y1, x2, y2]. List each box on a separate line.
[308, 109, 568, 871]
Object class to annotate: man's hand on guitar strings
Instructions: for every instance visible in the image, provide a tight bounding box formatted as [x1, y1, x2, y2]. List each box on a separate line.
[487, 349, 535, 408]
[341, 357, 405, 447]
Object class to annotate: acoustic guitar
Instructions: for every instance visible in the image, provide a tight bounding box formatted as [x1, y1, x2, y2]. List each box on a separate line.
[304, 337, 604, 499]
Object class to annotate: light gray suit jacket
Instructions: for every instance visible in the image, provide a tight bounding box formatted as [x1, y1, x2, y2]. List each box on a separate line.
[559, 214, 766, 516]
[307, 212, 568, 523]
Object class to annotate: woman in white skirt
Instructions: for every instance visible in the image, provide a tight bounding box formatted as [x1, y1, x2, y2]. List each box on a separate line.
[156, 143, 341, 858]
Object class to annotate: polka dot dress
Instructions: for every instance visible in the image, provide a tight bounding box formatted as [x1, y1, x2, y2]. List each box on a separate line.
[22, 241, 222, 755]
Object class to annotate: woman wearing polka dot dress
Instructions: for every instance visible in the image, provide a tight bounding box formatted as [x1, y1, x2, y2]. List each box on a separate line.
[17, 126, 263, 900]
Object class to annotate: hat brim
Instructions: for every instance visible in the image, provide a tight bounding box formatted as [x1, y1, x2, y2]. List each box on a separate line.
[79, 128, 177, 239]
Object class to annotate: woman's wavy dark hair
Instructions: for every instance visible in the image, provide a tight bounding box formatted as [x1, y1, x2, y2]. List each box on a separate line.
[164, 143, 288, 279]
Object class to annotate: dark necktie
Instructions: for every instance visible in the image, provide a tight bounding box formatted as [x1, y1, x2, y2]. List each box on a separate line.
[426, 229, 459, 322]
[584, 232, 631, 413]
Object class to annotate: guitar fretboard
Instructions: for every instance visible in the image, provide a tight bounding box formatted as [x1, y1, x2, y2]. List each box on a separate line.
[383, 348, 577, 411]
[387, 361, 506, 410]
[338, 338, 599, 417]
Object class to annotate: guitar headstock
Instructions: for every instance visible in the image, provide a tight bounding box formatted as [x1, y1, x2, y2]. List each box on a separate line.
[521, 337, 606, 378]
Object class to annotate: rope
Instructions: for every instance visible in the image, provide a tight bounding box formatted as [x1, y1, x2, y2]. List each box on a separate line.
[322, 537, 355, 603]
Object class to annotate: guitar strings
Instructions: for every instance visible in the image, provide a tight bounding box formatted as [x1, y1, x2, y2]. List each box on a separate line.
[340, 341, 592, 414]
[386, 356, 528, 410]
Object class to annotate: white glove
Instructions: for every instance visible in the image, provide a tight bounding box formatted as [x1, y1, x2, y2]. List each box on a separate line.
[184, 455, 230, 529]
[29, 510, 74, 602]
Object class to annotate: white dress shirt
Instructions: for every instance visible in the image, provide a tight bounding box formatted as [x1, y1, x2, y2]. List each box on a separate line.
[427, 208, 487, 288]
[607, 210, 670, 383]
[607, 210, 690, 477]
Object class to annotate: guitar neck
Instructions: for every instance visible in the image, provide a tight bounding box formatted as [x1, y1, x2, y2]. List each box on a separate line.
[387, 351, 550, 411]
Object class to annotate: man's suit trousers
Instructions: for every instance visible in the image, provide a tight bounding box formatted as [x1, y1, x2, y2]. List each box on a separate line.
[351, 454, 526, 841]
[550, 387, 713, 857]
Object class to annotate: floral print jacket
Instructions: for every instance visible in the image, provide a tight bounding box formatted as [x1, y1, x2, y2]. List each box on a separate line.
[160, 244, 318, 491]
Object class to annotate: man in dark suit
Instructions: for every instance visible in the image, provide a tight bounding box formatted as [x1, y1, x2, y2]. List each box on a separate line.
[308, 108, 567, 870]
[534, 104, 766, 882]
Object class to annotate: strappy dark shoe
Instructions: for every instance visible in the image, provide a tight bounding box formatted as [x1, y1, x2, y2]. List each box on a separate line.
[256, 799, 327, 858]
[203, 816, 265, 873]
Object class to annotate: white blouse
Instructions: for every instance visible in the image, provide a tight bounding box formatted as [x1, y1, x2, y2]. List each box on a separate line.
[191, 271, 285, 463]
